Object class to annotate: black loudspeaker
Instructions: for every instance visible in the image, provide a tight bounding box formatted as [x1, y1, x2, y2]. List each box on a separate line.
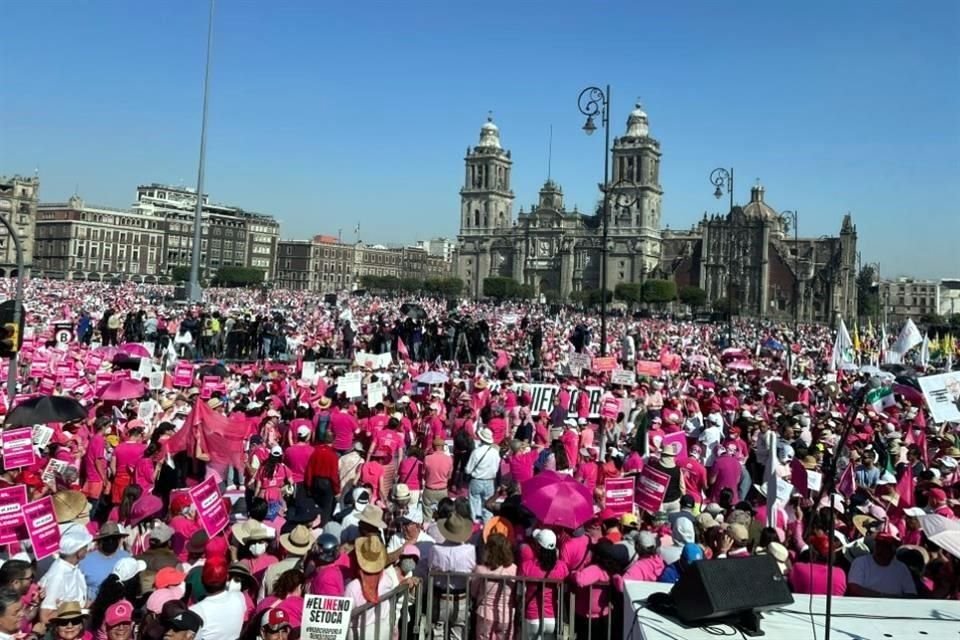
[324, 293, 338, 306]
[671, 555, 793, 636]
[173, 285, 187, 301]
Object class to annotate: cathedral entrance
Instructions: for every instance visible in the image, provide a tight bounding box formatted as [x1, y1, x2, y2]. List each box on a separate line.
[535, 273, 559, 296]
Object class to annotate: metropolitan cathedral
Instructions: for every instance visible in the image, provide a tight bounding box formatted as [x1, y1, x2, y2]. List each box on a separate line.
[455, 104, 858, 322]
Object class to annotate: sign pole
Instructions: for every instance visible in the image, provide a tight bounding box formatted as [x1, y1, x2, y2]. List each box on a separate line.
[0, 214, 25, 407]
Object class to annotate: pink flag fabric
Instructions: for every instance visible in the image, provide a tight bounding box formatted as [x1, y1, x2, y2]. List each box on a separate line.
[896, 467, 915, 508]
[837, 462, 856, 498]
[166, 399, 246, 470]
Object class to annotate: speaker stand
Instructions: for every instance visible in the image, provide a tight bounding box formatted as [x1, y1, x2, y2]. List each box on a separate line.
[736, 610, 765, 637]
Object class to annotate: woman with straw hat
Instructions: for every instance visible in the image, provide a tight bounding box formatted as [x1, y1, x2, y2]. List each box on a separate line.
[344, 535, 403, 640]
[49, 601, 87, 640]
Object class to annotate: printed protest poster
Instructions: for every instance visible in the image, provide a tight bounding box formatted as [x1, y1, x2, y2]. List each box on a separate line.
[568, 353, 592, 377]
[301, 360, 318, 383]
[189, 476, 228, 537]
[32, 424, 54, 450]
[41, 458, 68, 486]
[200, 376, 220, 400]
[592, 356, 618, 373]
[148, 371, 164, 390]
[2, 427, 36, 469]
[22, 496, 60, 560]
[600, 395, 621, 420]
[635, 360, 663, 378]
[661, 431, 689, 464]
[917, 372, 960, 423]
[136, 357, 153, 380]
[635, 465, 670, 513]
[339, 372, 363, 399]
[525, 384, 604, 418]
[301, 595, 352, 640]
[0, 485, 27, 545]
[366, 381, 385, 408]
[173, 362, 194, 388]
[806, 470, 822, 494]
[604, 477, 636, 516]
[353, 352, 392, 371]
[611, 369, 636, 386]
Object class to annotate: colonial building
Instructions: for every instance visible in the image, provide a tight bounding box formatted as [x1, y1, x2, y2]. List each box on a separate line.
[878, 277, 940, 323]
[275, 240, 313, 291]
[661, 185, 858, 322]
[456, 105, 663, 299]
[35, 196, 166, 281]
[0, 175, 39, 276]
[135, 184, 280, 281]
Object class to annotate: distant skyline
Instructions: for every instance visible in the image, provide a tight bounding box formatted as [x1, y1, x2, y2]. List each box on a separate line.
[1, 1, 957, 279]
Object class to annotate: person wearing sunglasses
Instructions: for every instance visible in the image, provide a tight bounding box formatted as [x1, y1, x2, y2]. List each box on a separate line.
[49, 601, 87, 640]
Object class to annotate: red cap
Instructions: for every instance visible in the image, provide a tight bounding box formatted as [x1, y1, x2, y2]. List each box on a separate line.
[201, 559, 228, 587]
[261, 608, 290, 629]
[155, 566, 186, 589]
[928, 488, 947, 503]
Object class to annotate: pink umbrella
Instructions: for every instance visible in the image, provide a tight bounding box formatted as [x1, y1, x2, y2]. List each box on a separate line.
[119, 343, 151, 358]
[522, 474, 594, 529]
[93, 345, 119, 359]
[725, 361, 753, 371]
[521, 470, 566, 496]
[98, 378, 147, 401]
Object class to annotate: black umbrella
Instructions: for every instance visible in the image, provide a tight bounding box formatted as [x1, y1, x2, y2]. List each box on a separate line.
[111, 354, 142, 371]
[6, 395, 87, 426]
[197, 363, 229, 379]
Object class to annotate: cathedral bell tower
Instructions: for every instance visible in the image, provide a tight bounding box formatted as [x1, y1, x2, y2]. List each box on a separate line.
[460, 115, 514, 235]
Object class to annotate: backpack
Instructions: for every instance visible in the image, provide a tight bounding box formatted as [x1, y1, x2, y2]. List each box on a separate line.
[315, 413, 331, 442]
[534, 448, 552, 473]
[453, 427, 474, 454]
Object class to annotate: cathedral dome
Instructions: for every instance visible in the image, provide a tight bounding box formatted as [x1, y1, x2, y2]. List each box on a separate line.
[741, 184, 782, 228]
[625, 103, 649, 138]
[478, 116, 502, 149]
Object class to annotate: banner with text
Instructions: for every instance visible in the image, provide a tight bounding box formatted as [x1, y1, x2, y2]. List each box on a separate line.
[604, 477, 636, 515]
[301, 594, 352, 640]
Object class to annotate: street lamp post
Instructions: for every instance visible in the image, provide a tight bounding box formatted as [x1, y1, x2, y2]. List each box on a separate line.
[781, 210, 799, 339]
[187, 0, 216, 303]
[710, 167, 735, 214]
[578, 85, 612, 356]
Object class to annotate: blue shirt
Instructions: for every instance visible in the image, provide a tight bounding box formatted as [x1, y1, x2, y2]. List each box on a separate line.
[80, 549, 130, 601]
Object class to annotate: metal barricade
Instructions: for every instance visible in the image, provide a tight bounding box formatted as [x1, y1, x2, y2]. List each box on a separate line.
[349, 579, 423, 640]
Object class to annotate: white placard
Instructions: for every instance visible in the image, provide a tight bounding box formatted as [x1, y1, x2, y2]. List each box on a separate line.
[300, 594, 352, 640]
[136, 357, 153, 380]
[917, 372, 960, 423]
[367, 381, 385, 408]
[353, 352, 393, 371]
[301, 360, 318, 382]
[32, 425, 54, 449]
[148, 371, 164, 390]
[806, 470, 822, 493]
[42, 458, 68, 485]
[339, 372, 363, 399]
[611, 369, 637, 386]
[525, 383, 604, 419]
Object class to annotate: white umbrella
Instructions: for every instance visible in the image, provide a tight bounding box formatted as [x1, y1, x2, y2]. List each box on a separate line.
[919, 513, 960, 538]
[929, 531, 960, 560]
[416, 371, 448, 385]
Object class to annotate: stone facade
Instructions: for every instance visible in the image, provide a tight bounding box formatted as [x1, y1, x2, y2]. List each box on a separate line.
[0, 175, 39, 276]
[661, 185, 858, 323]
[456, 106, 663, 299]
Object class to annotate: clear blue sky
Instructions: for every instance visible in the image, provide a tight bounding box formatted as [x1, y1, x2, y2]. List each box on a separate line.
[2, 0, 957, 279]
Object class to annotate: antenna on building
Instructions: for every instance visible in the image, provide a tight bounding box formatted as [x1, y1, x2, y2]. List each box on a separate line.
[354, 223, 360, 244]
[547, 124, 553, 181]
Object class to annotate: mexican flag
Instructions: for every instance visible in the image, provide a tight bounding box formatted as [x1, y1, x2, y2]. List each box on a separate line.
[866, 386, 895, 413]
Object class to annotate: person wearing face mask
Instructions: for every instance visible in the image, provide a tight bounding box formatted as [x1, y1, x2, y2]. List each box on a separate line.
[230, 521, 277, 578]
[226, 564, 260, 623]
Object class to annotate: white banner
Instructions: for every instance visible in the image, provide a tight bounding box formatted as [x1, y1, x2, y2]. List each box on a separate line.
[301, 361, 317, 383]
[339, 372, 363, 399]
[353, 352, 393, 370]
[524, 383, 604, 418]
[917, 372, 960, 423]
[611, 369, 637, 386]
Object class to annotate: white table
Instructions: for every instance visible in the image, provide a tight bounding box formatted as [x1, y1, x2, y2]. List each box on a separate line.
[623, 580, 960, 640]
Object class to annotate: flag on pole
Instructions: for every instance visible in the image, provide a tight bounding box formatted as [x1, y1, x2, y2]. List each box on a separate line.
[831, 317, 855, 371]
[866, 386, 896, 413]
[397, 337, 410, 363]
[919, 334, 930, 369]
[837, 461, 856, 498]
[853, 322, 861, 353]
[896, 468, 915, 509]
[891, 318, 923, 356]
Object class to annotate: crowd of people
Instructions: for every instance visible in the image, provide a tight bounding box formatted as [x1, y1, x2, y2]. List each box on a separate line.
[0, 278, 957, 640]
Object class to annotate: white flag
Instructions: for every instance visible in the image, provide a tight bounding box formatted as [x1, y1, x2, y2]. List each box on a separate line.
[920, 334, 930, 368]
[891, 318, 923, 355]
[831, 317, 855, 371]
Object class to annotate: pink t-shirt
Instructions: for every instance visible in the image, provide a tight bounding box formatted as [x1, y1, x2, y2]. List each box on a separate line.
[509, 450, 538, 486]
[256, 462, 291, 501]
[519, 543, 569, 619]
[330, 410, 358, 451]
[488, 417, 508, 445]
[283, 443, 314, 484]
[396, 457, 423, 490]
[82, 433, 106, 481]
[424, 452, 453, 490]
[789, 562, 846, 596]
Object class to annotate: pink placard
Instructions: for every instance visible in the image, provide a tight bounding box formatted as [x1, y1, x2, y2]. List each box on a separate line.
[2, 427, 37, 469]
[39, 377, 55, 395]
[173, 363, 194, 388]
[200, 376, 219, 400]
[62, 376, 80, 391]
[22, 496, 60, 561]
[189, 476, 228, 537]
[56, 364, 73, 379]
[112, 369, 132, 381]
[85, 353, 103, 371]
[28, 363, 46, 380]
[600, 395, 621, 420]
[95, 372, 113, 391]
[635, 360, 663, 378]
[604, 477, 636, 515]
[635, 465, 671, 514]
[592, 356, 618, 373]
[0, 485, 27, 545]
[661, 431, 689, 465]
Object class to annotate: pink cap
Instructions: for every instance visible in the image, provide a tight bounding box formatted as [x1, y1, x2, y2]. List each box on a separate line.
[105, 600, 133, 627]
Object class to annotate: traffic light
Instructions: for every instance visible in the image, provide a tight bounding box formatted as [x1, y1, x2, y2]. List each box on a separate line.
[0, 322, 18, 357]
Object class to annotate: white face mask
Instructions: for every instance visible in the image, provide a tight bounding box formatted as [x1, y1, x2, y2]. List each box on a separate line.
[250, 542, 267, 557]
[227, 579, 242, 592]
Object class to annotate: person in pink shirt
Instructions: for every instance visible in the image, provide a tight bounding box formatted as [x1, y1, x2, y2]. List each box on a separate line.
[471, 533, 517, 640]
[395, 445, 424, 505]
[789, 534, 846, 596]
[576, 386, 591, 421]
[422, 437, 453, 515]
[621, 531, 666, 582]
[680, 444, 708, 504]
[366, 403, 390, 441]
[570, 538, 628, 638]
[283, 425, 314, 484]
[81, 418, 109, 503]
[308, 534, 347, 596]
[359, 449, 388, 505]
[508, 441, 538, 486]
[575, 448, 599, 492]
[329, 400, 358, 454]
[708, 444, 743, 503]
[519, 529, 569, 637]
[488, 408, 508, 445]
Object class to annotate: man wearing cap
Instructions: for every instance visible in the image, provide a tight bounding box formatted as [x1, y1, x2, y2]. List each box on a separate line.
[189, 559, 245, 640]
[386, 506, 435, 571]
[466, 428, 500, 524]
[39, 523, 93, 622]
[283, 425, 314, 485]
[258, 608, 291, 640]
[259, 525, 312, 599]
[164, 609, 203, 640]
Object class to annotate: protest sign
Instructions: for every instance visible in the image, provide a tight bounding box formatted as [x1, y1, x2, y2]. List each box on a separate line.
[200, 376, 220, 400]
[22, 496, 60, 561]
[300, 595, 352, 640]
[301, 360, 318, 383]
[604, 477, 636, 515]
[806, 470, 822, 494]
[148, 371, 164, 390]
[189, 476, 228, 537]
[636, 465, 670, 513]
[366, 381, 385, 408]
[339, 372, 363, 399]
[611, 369, 636, 386]
[41, 458, 68, 486]
[592, 356, 617, 373]
[353, 352, 392, 371]
[136, 357, 153, 380]
[173, 362, 194, 388]
[32, 424, 54, 450]
[568, 353, 592, 376]
[2, 427, 36, 469]
[661, 431, 688, 464]
[525, 384, 603, 418]
[917, 372, 960, 423]
[0, 485, 27, 545]
[635, 360, 663, 378]
[600, 395, 621, 420]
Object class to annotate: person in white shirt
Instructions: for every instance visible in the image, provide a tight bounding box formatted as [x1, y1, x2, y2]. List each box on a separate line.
[39, 524, 93, 622]
[466, 428, 501, 524]
[189, 560, 246, 640]
[848, 535, 917, 598]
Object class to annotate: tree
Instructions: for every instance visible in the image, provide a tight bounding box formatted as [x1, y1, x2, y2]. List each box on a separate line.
[170, 266, 191, 282]
[713, 297, 740, 315]
[483, 277, 516, 301]
[399, 277, 421, 293]
[678, 285, 708, 309]
[920, 313, 944, 326]
[614, 283, 643, 305]
[857, 266, 880, 320]
[516, 284, 536, 300]
[642, 279, 677, 306]
[542, 289, 560, 303]
[586, 289, 613, 306]
[212, 266, 265, 287]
